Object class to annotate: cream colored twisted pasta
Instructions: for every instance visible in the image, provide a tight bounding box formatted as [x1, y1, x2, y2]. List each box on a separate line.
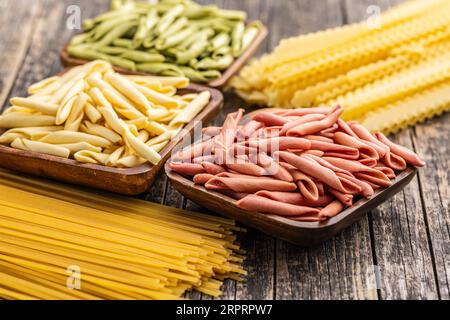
[0, 60, 211, 167]
[231, 0, 450, 133]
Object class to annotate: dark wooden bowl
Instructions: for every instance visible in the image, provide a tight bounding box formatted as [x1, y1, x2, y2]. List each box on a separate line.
[164, 108, 418, 246]
[60, 23, 268, 88]
[0, 81, 223, 195]
[166, 162, 417, 246]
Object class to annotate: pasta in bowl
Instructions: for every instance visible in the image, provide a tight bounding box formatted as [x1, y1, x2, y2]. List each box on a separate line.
[165, 107, 423, 245]
[0, 60, 223, 194]
[61, 0, 268, 87]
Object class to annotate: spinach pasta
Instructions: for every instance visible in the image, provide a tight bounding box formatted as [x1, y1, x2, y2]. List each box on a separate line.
[67, 0, 263, 82]
[0, 170, 246, 300]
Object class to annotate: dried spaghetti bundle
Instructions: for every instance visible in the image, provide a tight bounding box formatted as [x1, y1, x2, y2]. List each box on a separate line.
[0, 170, 245, 300]
[168, 107, 425, 222]
[231, 0, 450, 133]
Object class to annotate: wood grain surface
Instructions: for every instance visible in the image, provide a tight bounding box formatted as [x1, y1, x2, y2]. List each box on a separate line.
[0, 0, 448, 300]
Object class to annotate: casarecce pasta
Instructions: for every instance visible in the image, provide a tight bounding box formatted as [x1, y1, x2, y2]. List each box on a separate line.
[231, 0, 450, 133]
[0, 60, 211, 167]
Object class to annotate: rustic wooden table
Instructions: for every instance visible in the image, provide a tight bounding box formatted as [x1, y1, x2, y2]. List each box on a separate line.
[1, 0, 449, 300]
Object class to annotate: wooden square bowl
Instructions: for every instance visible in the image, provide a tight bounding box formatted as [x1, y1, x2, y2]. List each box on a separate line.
[0, 82, 223, 195]
[165, 108, 418, 246]
[166, 162, 417, 246]
[60, 23, 268, 88]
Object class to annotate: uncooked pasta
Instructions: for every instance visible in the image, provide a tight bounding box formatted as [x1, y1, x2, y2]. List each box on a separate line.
[0, 60, 211, 167]
[231, 0, 450, 133]
[169, 107, 425, 221]
[0, 170, 246, 300]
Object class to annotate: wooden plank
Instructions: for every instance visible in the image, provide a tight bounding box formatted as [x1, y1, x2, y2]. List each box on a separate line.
[156, 0, 273, 300]
[371, 2, 440, 299]
[0, 0, 40, 110]
[413, 112, 450, 300]
[145, 171, 168, 204]
[3, 0, 109, 106]
[274, 0, 377, 300]
[267, 0, 343, 40]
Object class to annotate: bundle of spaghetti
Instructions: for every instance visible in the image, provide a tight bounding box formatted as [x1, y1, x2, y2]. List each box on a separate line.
[0, 170, 246, 300]
[231, 0, 450, 133]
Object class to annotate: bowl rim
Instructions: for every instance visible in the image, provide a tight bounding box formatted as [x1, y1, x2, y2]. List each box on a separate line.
[165, 160, 417, 230]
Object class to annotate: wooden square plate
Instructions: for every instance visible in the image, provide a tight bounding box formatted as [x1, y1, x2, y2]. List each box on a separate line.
[165, 109, 418, 246]
[0, 81, 223, 195]
[60, 23, 268, 88]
